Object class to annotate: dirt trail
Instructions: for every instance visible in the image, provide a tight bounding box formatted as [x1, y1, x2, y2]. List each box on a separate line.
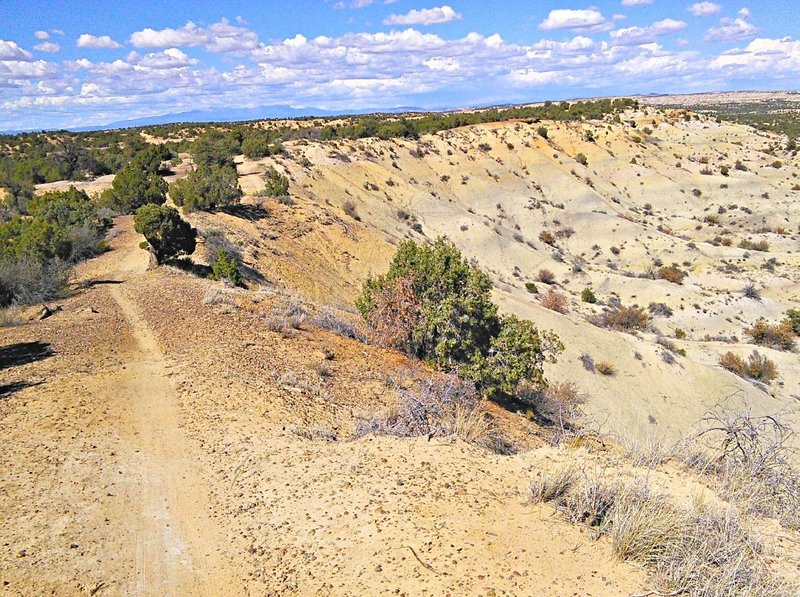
[106, 241, 241, 595]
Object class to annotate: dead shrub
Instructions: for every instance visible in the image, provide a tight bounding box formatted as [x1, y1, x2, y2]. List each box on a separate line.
[595, 361, 616, 376]
[540, 288, 568, 313]
[594, 304, 649, 331]
[356, 375, 514, 454]
[745, 319, 795, 351]
[365, 274, 424, 354]
[657, 264, 687, 284]
[719, 350, 778, 384]
[312, 308, 367, 342]
[522, 381, 587, 443]
[691, 402, 800, 530]
[537, 268, 556, 284]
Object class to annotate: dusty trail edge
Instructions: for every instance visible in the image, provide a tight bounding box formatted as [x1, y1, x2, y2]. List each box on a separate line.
[106, 243, 241, 596]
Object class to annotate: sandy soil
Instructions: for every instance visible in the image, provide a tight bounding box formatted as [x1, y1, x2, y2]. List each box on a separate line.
[1, 219, 648, 595]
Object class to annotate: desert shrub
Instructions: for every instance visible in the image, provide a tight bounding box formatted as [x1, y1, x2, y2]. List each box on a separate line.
[648, 302, 673, 318]
[311, 308, 366, 342]
[0, 187, 105, 306]
[785, 308, 800, 335]
[99, 160, 167, 214]
[357, 375, 514, 454]
[133, 204, 197, 265]
[525, 282, 538, 294]
[692, 188, 702, 197]
[540, 288, 568, 314]
[734, 159, 748, 171]
[265, 298, 307, 332]
[691, 403, 800, 530]
[720, 165, 730, 176]
[656, 336, 686, 357]
[595, 304, 649, 331]
[575, 153, 588, 166]
[262, 167, 289, 197]
[581, 288, 597, 303]
[170, 164, 242, 212]
[356, 238, 563, 396]
[209, 249, 242, 285]
[657, 264, 687, 284]
[719, 350, 778, 383]
[745, 319, 795, 351]
[595, 361, 616, 376]
[674, 328, 686, 339]
[742, 283, 761, 301]
[538, 230, 556, 246]
[342, 200, 360, 220]
[537, 126, 548, 139]
[738, 238, 769, 252]
[191, 129, 241, 168]
[524, 382, 587, 443]
[537, 268, 555, 284]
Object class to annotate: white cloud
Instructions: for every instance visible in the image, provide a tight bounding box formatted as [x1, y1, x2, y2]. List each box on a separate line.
[621, 0, 653, 6]
[689, 2, 722, 16]
[384, 5, 462, 26]
[710, 37, 800, 73]
[424, 56, 459, 71]
[77, 34, 122, 49]
[611, 18, 688, 45]
[0, 40, 33, 61]
[132, 48, 199, 69]
[34, 30, 49, 40]
[539, 9, 607, 31]
[705, 11, 757, 42]
[129, 22, 207, 49]
[129, 19, 258, 53]
[34, 41, 60, 53]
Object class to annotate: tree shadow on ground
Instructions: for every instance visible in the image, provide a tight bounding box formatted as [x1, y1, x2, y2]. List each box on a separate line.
[0, 341, 53, 371]
[0, 380, 43, 399]
[221, 204, 270, 222]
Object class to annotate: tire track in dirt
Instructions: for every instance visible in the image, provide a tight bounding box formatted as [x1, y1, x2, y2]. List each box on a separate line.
[106, 244, 241, 596]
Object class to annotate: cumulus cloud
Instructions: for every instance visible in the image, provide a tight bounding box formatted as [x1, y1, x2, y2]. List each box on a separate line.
[710, 37, 800, 73]
[34, 30, 49, 40]
[611, 18, 688, 45]
[539, 9, 607, 31]
[384, 5, 462, 26]
[129, 19, 258, 53]
[621, 0, 653, 6]
[704, 10, 757, 42]
[0, 40, 33, 61]
[77, 34, 122, 49]
[34, 41, 61, 53]
[689, 2, 722, 17]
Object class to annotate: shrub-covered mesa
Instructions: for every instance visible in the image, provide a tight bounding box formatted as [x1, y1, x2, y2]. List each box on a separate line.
[133, 204, 196, 265]
[356, 238, 563, 396]
[0, 187, 108, 306]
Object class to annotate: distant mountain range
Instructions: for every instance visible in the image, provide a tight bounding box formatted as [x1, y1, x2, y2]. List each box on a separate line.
[69, 104, 429, 133]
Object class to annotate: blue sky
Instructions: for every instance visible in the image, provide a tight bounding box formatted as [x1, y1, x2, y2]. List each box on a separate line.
[0, 1, 798, 130]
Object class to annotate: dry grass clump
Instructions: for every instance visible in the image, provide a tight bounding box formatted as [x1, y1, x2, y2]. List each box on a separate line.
[529, 467, 578, 503]
[744, 319, 796, 351]
[265, 297, 307, 332]
[311, 308, 367, 342]
[530, 470, 795, 596]
[356, 375, 515, 454]
[593, 304, 649, 331]
[540, 288, 568, 313]
[718, 351, 778, 384]
[595, 361, 616, 376]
